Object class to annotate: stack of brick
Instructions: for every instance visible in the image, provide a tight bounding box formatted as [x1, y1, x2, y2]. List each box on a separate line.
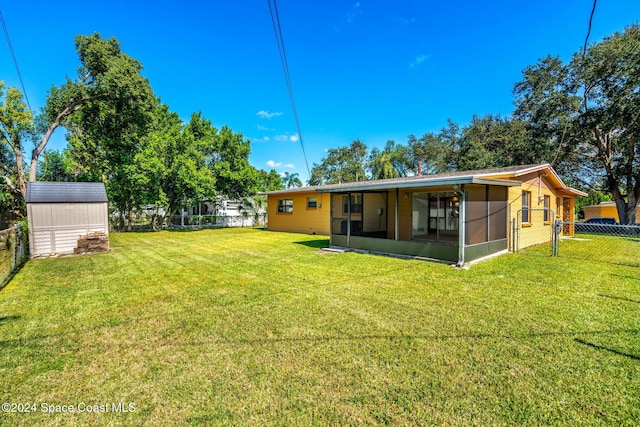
[74, 232, 110, 254]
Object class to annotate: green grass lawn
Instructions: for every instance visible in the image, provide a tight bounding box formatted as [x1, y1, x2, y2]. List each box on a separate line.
[0, 228, 638, 426]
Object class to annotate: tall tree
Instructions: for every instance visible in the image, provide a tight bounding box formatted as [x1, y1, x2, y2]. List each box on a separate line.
[257, 169, 284, 192]
[0, 82, 34, 203]
[37, 150, 76, 182]
[281, 171, 303, 189]
[132, 107, 258, 226]
[368, 140, 412, 179]
[209, 125, 258, 200]
[137, 109, 217, 223]
[309, 140, 368, 185]
[2, 33, 155, 213]
[408, 130, 454, 176]
[514, 24, 640, 224]
[61, 34, 156, 228]
[37, 33, 155, 183]
[450, 115, 534, 171]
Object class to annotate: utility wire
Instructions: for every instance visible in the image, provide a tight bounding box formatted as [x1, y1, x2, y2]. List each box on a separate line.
[0, 10, 32, 111]
[267, 0, 311, 178]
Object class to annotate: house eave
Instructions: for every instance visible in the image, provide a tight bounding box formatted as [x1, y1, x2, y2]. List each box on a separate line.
[316, 177, 522, 193]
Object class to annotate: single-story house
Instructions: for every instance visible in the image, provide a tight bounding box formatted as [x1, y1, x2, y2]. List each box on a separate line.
[263, 164, 586, 265]
[582, 201, 639, 222]
[26, 182, 109, 257]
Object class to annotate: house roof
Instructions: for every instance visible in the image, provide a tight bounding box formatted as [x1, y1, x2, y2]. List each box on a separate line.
[262, 164, 587, 196]
[26, 182, 108, 203]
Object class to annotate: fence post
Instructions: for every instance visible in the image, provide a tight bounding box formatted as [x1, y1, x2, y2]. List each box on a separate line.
[552, 219, 562, 256]
[12, 224, 18, 269]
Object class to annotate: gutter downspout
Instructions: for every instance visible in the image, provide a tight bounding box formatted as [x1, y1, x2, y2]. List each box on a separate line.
[457, 185, 466, 267]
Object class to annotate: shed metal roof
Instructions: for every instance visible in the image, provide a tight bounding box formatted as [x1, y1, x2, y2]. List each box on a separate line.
[26, 182, 108, 203]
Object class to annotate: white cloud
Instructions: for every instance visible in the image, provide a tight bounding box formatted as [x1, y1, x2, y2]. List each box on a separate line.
[251, 136, 270, 142]
[267, 160, 295, 169]
[346, 2, 362, 23]
[256, 110, 283, 119]
[273, 134, 299, 142]
[409, 54, 430, 69]
[257, 125, 275, 131]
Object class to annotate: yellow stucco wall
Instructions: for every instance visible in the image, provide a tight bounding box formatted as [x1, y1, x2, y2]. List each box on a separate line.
[266, 191, 330, 235]
[583, 203, 640, 222]
[506, 172, 572, 250]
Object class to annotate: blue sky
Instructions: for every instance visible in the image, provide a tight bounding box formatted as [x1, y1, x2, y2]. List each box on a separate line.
[2, 1, 639, 183]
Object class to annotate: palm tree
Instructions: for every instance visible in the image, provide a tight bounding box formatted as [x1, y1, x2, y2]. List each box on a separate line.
[368, 140, 412, 180]
[281, 172, 303, 189]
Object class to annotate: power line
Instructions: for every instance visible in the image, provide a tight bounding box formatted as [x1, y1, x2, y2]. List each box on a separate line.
[266, 0, 311, 178]
[0, 10, 32, 111]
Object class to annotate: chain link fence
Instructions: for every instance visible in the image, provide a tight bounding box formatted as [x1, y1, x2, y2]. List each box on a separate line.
[109, 213, 268, 232]
[552, 221, 640, 268]
[168, 214, 267, 229]
[0, 224, 29, 287]
[512, 208, 556, 256]
[514, 210, 640, 267]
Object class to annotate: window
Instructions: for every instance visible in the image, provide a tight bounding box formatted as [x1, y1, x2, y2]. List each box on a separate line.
[307, 197, 317, 209]
[343, 194, 363, 214]
[412, 192, 459, 241]
[277, 199, 293, 213]
[544, 195, 551, 223]
[522, 191, 531, 224]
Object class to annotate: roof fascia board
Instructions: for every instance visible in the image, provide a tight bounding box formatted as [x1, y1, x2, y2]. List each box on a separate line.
[317, 176, 521, 193]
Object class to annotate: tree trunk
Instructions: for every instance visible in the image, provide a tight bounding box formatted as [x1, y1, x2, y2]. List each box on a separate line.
[10, 134, 27, 200]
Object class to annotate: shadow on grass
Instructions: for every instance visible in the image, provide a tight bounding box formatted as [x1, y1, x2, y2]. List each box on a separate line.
[574, 338, 640, 361]
[293, 239, 330, 249]
[599, 294, 640, 304]
[611, 273, 640, 282]
[1, 323, 638, 349]
[0, 315, 20, 325]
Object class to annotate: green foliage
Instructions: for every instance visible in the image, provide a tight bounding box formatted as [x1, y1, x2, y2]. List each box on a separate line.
[450, 115, 538, 171]
[210, 125, 258, 200]
[368, 140, 413, 179]
[37, 150, 77, 182]
[514, 24, 640, 224]
[408, 129, 454, 175]
[309, 139, 368, 185]
[257, 169, 284, 192]
[0, 82, 34, 201]
[281, 171, 302, 189]
[132, 105, 257, 224]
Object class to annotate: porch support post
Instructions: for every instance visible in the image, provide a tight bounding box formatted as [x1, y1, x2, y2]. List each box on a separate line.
[347, 192, 351, 248]
[395, 188, 399, 240]
[457, 185, 466, 266]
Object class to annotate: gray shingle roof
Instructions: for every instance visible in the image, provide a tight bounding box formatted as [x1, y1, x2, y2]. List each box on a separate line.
[261, 164, 548, 195]
[26, 182, 108, 203]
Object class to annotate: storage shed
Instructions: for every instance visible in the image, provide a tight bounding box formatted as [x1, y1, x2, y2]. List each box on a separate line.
[26, 182, 109, 257]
